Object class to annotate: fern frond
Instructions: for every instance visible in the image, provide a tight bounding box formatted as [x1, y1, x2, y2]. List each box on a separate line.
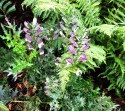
[111, 53, 125, 77]
[58, 65, 78, 92]
[0, 0, 16, 18]
[23, 0, 69, 20]
[117, 76, 125, 90]
[104, 0, 125, 24]
[59, 68, 70, 92]
[23, 0, 101, 26]
[86, 43, 106, 63]
[75, 0, 101, 27]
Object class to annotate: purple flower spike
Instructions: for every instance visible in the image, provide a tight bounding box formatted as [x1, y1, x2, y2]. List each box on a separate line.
[24, 21, 28, 28]
[42, 36, 47, 40]
[36, 23, 41, 30]
[73, 42, 78, 48]
[39, 48, 44, 55]
[82, 44, 90, 50]
[55, 29, 59, 33]
[27, 44, 34, 50]
[79, 54, 87, 62]
[72, 23, 78, 30]
[69, 37, 75, 44]
[36, 28, 41, 35]
[69, 37, 78, 48]
[23, 27, 28, 33]
[53, 34, 59, 39]
[69, 31, 75, 37]
[60, 22, 65, 30]
[68, 45, 76, 55]
[66, 58, 74, 64]
[25, 34, 33, 43]
[83, 36, 91, 44]
[37, 37, 44, 48]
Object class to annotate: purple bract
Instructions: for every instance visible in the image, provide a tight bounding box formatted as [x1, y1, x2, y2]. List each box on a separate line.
[39, 48, 44, 55]
[66, 58, 74, 64]
[37, 37, 44, 49]
[60, 22, 65, 30]
[82, 44, 90, 51]
[79, 54, 87, 62]
[72, 23, 78, 30]
[25, 34, 33, 43]
[53, 34, 59, 39]
[68, 45, 76, 55]
[69, 37, 78, 48]
[36, 28, 41, 35]
[27, 43, 34, 50]
[83, 36, 91, 43]
[23, 27, 28, 33]
[24, 21, 28, 28]
[69, 31, 75, 37]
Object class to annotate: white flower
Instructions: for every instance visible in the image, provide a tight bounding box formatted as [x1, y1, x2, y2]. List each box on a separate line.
[75, 69, 82, 76]
[46, 77, 49, 82]
[38, 42, 44, 49]
[32, 17, 37, 26]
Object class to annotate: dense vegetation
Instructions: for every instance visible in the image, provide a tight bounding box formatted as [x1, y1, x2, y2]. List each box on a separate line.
[0, 0, 125, 110]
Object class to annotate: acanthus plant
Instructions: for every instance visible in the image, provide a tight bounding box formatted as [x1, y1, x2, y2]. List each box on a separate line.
[23, 18, 46, 55]
[0, 16, 108, 110]
[22, 16, 91, 91]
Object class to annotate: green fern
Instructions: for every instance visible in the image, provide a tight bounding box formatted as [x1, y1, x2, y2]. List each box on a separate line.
[75, 0, 101, 27]
[104, 0, 125, 24]
[111, 53, 125, 77]
[23, 0, 101, 27]
[23, 0, 69, 20]
[0, 0, 16, 18]
[117, 76, 125, 91]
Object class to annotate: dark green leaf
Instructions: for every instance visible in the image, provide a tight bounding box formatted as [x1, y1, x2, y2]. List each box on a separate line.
[6, 5, 16, 15]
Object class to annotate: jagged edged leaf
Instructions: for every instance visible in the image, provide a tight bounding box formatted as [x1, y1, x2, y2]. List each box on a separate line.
[84, 62, 95, 70]
[93, 24, 116, 37]
[59, 69, 70, 91]
[61, 52, 71, 61]
[116, 76, 125, 90]
[78, 64, 86, 72]
[6, 5, 16, 15]
[111, 53, 125, 77]
[86, 43, 106, 63]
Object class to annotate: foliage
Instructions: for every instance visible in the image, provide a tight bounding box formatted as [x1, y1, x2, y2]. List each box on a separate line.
[22, 0, 101, 27]
[103, 0, 125, 24]
[0, 0, 16, 18]
[89, 23, 125, 94]
[0, 23, 34, 80]
[2, 0, 125, 110]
